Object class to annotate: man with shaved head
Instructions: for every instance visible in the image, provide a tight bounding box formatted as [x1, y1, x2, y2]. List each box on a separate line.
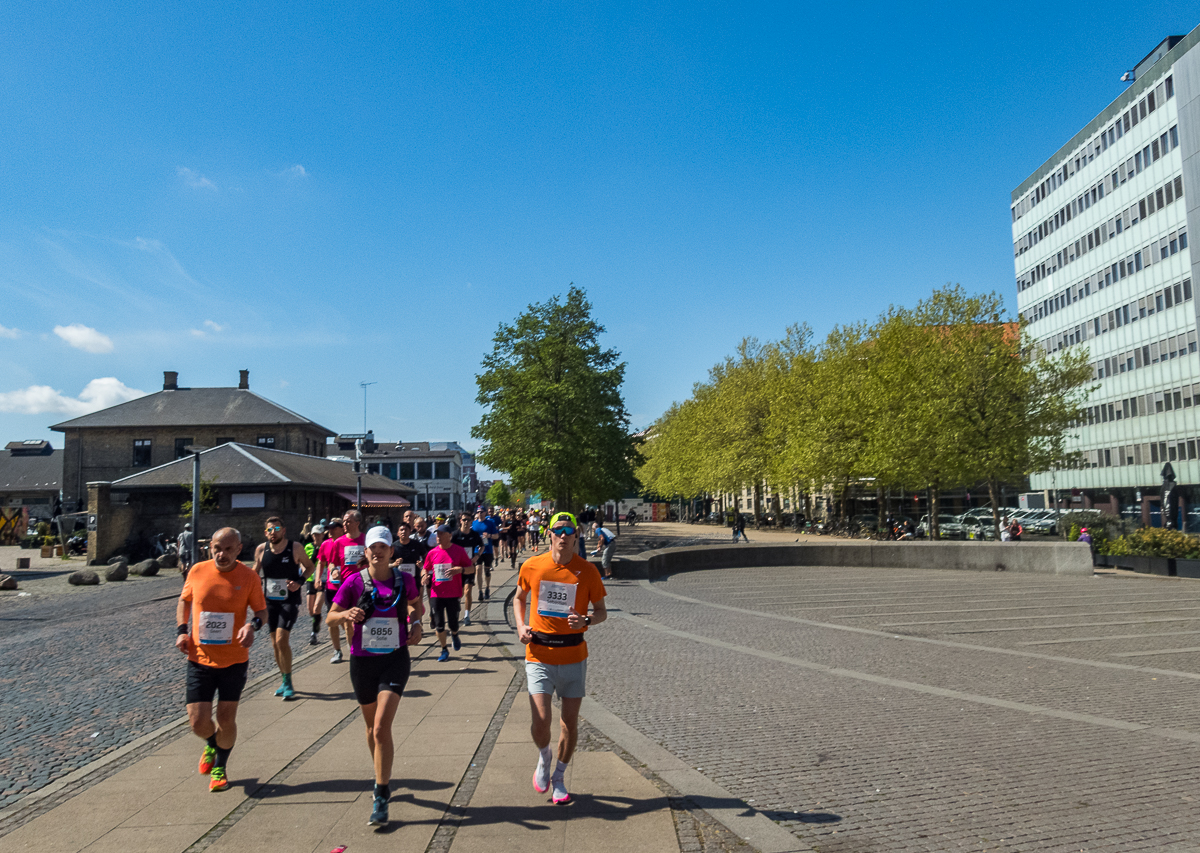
[175, 527, 268, 792]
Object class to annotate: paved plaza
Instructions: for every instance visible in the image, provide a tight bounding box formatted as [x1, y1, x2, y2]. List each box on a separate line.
[4, 529, 1200, 851]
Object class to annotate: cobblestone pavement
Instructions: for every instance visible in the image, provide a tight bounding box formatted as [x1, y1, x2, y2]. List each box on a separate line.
[0, 576, 284, 810]
[589, 567, 1200, 852]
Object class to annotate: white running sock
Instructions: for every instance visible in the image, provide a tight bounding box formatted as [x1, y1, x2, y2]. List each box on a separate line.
[553, 760, 567, 779]
[539, 746, 553, 766]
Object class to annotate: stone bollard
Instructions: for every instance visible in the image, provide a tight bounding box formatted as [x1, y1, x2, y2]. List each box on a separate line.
[68, 570, 100, 586]
[105, 562, 129, 582]
[0, 574, 17, 590]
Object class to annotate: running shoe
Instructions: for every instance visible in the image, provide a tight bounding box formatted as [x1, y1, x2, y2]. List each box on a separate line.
[452, 634, 461, 651]
[274, 680, 287, 697]
[198, 745, 217, 775]
[209, 767, 229, 792]
[533, 755, 550, 793]
[437, 648, 450, 662]
[281, 680, 296, 701]
[369, 793, 388, 827]
[463, 612, 472, 626]
[550, 771, 570, 804]
[308, 632, 318, 646]
[330, 649, 343, 664]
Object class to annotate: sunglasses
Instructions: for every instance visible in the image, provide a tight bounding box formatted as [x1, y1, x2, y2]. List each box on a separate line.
[549, 526, 575, 537]
[266, 526, 282, 533]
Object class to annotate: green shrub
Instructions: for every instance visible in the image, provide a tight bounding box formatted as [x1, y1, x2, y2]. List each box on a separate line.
[1124, 526, 1200, 559]
[1068, 524, 1081, 541]
[1106, 535, 1132, 556]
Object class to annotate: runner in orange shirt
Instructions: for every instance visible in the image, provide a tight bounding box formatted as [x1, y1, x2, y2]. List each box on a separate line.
[175, 527, 268, 792]
[513, 511, 607, 805]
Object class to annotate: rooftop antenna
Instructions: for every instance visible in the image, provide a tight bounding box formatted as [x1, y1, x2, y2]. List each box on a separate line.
[360, 381, 377, 433]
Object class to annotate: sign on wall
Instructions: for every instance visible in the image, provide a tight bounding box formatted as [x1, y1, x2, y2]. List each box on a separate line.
[231, 493, 266, 509]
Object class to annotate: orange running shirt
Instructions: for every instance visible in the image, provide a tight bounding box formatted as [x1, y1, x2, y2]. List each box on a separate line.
[517, 551, 606, 665]
[181, 559, 267, 668]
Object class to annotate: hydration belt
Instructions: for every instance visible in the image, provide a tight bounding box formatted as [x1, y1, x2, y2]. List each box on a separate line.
[530, 631, 584, 648]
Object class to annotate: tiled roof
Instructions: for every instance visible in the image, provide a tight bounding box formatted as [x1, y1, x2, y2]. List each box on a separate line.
[0, 449, 62, 493]
[50, 388, 333, 434]
[111, 444, 415, 494]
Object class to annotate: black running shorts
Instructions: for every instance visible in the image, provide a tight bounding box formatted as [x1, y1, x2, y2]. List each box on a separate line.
[186, 660, 249, 705]
[462, 571, 476, 588]
[349, 647, 411, 705]
[431, 597, 461, 634]
[267, 601, 300, 632]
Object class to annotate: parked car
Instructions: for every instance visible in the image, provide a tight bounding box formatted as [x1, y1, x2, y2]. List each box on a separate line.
[918, 514, 967, 539]
[1023, 511, 1059, 535]
[958, 515, 998, 540]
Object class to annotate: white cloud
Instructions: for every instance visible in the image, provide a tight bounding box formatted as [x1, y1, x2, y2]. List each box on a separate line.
[177, 166, 217, 191]
[0, 377, 145, 416]
[190, 319, 226, 338]
[276, 164, 308, 179]
[0, 324, 20, 339]
[54, 323, 114, 353]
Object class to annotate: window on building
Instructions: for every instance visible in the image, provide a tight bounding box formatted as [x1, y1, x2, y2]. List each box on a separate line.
[257, 436, 275, 449]
[416, 493, 428, 510]
[417, 462, 433, 480]
[367, 463, 380, 475]
[398, 462, 415, 480]
[216, 437, 234, 446]
[383, 463, 397, 479]
[434, 493, 450, 510]
[434, 461, 450, 479]
[174, 438, 193, 459]
[133, 439, 152, 466]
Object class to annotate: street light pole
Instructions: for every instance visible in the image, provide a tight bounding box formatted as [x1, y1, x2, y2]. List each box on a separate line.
[185, 444, 207, 567]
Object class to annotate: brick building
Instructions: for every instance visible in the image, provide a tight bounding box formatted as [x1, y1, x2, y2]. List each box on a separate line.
[52, 370, 333, 510]
[0, 440, 62, 544]
[89, 443, 415, 563]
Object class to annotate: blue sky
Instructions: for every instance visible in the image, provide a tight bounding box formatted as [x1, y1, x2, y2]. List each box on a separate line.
[2, 2, 1197, 475]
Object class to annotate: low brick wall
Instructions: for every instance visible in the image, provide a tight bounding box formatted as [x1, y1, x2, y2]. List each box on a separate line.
[611, 540, 1095, 580]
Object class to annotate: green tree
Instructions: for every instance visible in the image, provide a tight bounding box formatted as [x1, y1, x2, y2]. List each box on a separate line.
[473, 286, 640, 512]
[485, 481, 511, 508]
[180, 478, 220, 516]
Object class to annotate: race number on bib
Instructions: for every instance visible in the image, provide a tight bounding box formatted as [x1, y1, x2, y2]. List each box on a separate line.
[433, 562, 453, 583]
[343, 545, 365, 569]
[199, 611, 234, 645]
[265, 577, 289, 600]
[362, 617, 400, 653]
[537, 580, 575, 618]
[399, 563, 417, 573]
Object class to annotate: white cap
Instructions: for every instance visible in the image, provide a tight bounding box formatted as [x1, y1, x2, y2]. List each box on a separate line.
[365, 525, 393, 548]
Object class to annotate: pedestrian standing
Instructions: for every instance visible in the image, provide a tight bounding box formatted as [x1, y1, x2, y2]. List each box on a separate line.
[590, 522, 617, 579]
[177, 523, 195, 578]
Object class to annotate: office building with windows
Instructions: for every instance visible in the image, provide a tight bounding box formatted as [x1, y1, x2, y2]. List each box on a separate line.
[361, 440, 470, 513]
[1012, 29, 1200, 525]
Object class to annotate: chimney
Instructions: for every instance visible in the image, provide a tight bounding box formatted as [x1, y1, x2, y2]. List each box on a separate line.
[163, 371, 178, 391]
[238, 369, 249, 390]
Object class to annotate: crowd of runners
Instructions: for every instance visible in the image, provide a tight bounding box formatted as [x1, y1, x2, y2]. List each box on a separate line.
[173, 505, 611, 828]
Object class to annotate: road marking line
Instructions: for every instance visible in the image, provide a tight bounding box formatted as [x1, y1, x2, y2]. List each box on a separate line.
[1112, 646, 1200, 658]
[638, 580, 1200, 682]
[1019, 630, 1200, 646]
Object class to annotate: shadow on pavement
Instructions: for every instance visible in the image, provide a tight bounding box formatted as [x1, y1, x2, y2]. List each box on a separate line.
[759, 808, 842, 824]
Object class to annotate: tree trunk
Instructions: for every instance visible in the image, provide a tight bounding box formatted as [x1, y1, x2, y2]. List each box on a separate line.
[930, 484, 941, 540]
[988, 477, 1001, 539]
[753, 483, 762, 527]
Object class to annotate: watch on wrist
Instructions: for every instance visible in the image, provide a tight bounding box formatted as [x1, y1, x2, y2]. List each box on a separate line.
[177, 624, 189, 636]
[251, 616, 263, 632]
[584, 615, 592, 626]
